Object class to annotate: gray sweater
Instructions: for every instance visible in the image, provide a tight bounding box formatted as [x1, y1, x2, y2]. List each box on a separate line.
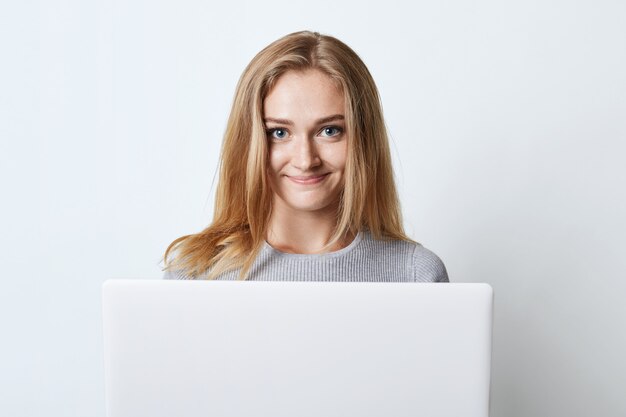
[163, 230, 448, 282]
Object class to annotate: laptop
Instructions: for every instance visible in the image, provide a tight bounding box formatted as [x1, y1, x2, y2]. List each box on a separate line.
[102, 280, 493, 417]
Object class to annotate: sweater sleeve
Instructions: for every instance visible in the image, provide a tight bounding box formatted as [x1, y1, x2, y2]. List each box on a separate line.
[412, 244, 449, 283]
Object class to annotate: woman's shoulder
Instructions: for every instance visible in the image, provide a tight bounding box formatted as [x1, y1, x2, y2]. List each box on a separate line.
[161, 252, 204, 280]
[411, 243, 449, 283]
[360, 231, 449, 283]
[162, 267, 193, 280]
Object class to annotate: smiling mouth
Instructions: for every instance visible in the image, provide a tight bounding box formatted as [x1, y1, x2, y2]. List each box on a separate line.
[287, 174, 329, 185]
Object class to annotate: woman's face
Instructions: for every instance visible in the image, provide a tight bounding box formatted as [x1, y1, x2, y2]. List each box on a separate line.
[263, 69, 347, 216]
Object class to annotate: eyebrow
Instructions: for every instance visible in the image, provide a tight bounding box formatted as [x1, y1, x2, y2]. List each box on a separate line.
[263, 114, 345, 126]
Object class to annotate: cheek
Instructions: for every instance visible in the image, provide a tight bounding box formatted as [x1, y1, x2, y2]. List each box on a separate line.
[339, 144, 348, 168]
[267, 147, 285, 176]
[325, 143, 348, 169]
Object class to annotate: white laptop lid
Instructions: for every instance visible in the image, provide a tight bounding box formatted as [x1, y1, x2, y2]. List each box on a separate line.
[102, 280, 493, 417]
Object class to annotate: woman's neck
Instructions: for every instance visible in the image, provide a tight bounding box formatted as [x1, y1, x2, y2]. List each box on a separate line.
[266, 204, 353, 254]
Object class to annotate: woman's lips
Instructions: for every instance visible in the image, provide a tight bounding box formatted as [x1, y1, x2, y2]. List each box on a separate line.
[287, 174, 329, 185]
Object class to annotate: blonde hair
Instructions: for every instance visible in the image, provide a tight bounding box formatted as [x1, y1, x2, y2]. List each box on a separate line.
[162, 30, 412, 280]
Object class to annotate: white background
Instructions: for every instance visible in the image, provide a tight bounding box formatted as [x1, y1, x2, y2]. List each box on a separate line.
[1, 0, 625, 416]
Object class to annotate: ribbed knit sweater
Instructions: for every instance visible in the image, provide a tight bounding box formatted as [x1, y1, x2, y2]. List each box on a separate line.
[162, 230, 448, 282]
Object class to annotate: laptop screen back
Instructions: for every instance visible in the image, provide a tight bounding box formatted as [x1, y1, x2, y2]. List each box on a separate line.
[102, 280, 493, 417]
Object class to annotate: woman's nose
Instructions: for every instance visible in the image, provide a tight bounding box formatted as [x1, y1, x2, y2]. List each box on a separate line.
[291, 136, 321, 171]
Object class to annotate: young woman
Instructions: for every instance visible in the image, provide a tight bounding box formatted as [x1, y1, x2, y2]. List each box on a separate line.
[162, 30, 448, 282]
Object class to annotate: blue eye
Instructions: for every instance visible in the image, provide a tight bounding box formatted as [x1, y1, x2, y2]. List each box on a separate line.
[267, 128, 288, 140]
[321, 126, 343, 137]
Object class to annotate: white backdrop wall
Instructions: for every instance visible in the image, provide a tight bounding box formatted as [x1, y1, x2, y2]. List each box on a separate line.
[1, 0, 625, 416]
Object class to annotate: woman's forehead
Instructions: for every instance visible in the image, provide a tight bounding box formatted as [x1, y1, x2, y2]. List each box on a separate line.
[263, 70, 345, 121]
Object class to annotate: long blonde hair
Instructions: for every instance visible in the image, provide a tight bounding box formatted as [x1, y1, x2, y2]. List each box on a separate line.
[162, 30, 412, 280]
